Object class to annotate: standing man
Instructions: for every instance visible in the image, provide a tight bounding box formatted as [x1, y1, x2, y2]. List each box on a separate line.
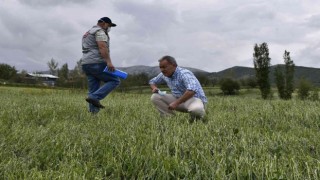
[149, 55, 207, 120]
[81, 17, 120, 113]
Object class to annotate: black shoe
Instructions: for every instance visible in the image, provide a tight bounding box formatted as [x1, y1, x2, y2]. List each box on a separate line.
[85, 98, 105, 108]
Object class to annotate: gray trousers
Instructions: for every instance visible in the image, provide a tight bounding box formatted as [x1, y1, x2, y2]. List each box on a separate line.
[151, 93, 205, 118]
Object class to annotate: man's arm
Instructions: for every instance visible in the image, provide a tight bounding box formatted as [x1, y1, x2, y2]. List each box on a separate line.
[169, 90, 195, 110]
[150, 84, 159, 93]
[149, 74, 165, 93]
[97, 41, 115, 71]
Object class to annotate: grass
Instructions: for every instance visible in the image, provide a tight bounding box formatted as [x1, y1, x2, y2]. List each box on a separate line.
[0, 86, 319, 179]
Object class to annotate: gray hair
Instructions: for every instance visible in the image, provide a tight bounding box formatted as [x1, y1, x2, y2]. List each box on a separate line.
[158, 55, 178, 66]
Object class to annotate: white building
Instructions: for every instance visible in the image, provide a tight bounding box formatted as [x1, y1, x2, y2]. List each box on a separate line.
[26, 73, 59, 86]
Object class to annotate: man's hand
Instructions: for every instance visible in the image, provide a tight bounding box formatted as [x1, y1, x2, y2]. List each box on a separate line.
[107, 62, 115, 72]
[168, 101, 179, 110]
[168, 90, 195, 110]
[150, 84, 158, 93]
[152, 88, 159, 93]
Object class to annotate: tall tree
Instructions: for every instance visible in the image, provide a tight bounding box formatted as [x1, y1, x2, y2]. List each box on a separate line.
[47, 58, 59, 75]
[253, 42, 271, 99]
[275, 50, 295, 99]
[59, 63, 69, 80]
[283, 50, 295, 99]
[70, 59, 83, 79]
[68, 59, 86, 89]
[0, 63, 17, 80]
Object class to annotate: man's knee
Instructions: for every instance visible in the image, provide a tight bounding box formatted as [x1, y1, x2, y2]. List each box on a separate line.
[188, 104, 205, 117]
[151, 93, 161, 103]
[190, 108, 205, 116]
[114, 79, 121, 86]
[108, 78, 120, 88]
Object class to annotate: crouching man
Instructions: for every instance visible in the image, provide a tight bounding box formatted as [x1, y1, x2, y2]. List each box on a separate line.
[149, 55, 208, 121]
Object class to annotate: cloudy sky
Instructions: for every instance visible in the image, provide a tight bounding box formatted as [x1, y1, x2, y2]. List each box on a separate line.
[1, 0, 320, 73]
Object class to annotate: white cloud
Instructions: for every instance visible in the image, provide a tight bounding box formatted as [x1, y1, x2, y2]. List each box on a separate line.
[0, 0, 320, 72]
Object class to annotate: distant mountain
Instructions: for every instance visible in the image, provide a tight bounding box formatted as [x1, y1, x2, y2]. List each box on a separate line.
[208, 66, 255, 79]
[118, 65, 209, 77]
[118, 66, 159, 77]
[209, 65, 320, 86]
[119, 65, 320, 86]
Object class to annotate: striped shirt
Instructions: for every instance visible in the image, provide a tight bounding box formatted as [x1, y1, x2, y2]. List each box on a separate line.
[149, 67, 207, 104]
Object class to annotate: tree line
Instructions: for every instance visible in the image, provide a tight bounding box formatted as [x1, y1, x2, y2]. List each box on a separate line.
[252, 42, 317, 100]
[0, 44, 318, 100]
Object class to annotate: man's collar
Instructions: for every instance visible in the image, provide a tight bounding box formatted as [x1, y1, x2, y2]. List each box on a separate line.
[169, 66, 179, 78]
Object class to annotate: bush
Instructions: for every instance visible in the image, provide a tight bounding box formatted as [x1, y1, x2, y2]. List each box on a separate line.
[219, 78, 240, 95]
[247, 77, 257, 88]
[239, 77, 257, 89]
[310, 88, 319, 101]
[297, 78, 312, 100]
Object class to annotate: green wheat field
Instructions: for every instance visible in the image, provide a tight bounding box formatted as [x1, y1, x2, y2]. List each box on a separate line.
[0, 86, 319, 179]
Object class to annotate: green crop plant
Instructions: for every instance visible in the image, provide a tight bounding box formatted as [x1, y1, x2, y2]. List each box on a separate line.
[0, 87, 319, 179]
